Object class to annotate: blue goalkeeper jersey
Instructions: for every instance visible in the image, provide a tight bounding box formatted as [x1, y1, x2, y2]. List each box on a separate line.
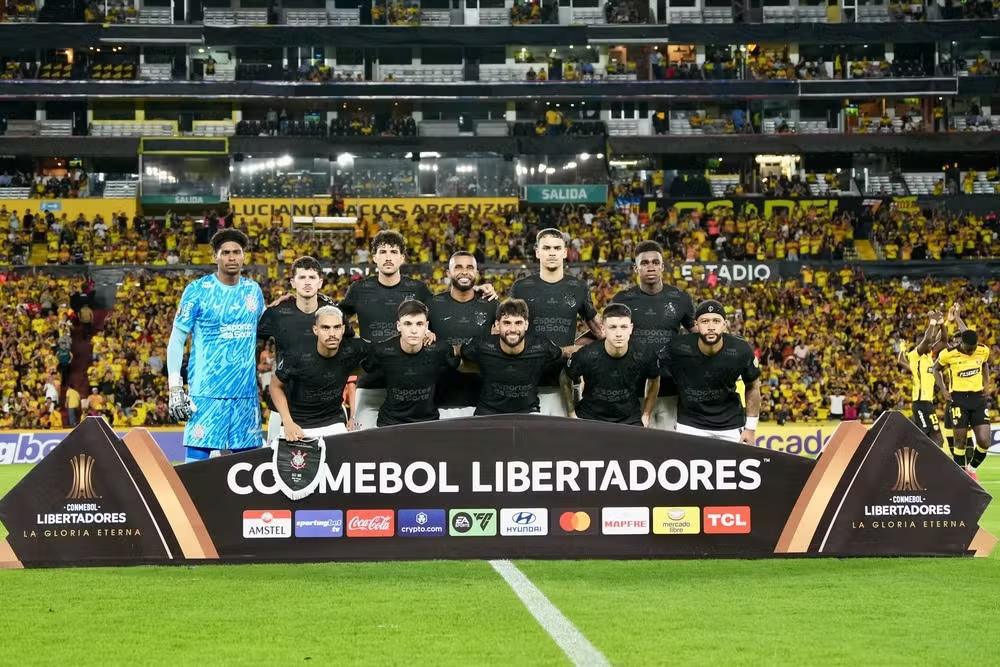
[173, 273, 265, 399]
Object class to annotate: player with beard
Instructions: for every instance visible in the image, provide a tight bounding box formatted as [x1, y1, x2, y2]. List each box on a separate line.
[257, 256, 336, 443]
[564, 304, 660, 426]
[458, 298, 565, 415]
[363, 300, 460, 426]
[933, 327, 993, 480]
[510, 228, 602, 416]
[270, 306, 370, 440]
[167, 229, 266, 461]
[611, 240, 695, 430]
[429, 252, 498, 419]
[657, 300, 761, 444]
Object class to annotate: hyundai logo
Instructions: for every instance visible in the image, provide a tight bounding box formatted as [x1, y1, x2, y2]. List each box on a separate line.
[513, 512, 536, 525]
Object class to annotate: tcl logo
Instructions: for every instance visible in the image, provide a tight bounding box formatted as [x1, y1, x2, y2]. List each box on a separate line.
[703, 506, 751, 534]
[346, 510, 395, 537]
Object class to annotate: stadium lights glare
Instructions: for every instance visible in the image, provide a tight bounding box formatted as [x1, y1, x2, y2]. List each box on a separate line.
[579, 153, 590, 161]
[538, 164, 547, 171]
[563, 162, 577, 170]
[597, 153, 604, 159]
[546, 168, 556, 174]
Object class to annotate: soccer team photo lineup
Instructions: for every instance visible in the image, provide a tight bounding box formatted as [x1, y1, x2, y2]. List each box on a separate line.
[3, 6, 1000, 664]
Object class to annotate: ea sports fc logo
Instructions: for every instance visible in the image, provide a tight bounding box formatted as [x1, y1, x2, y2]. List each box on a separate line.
[891, 447, 924, 492]
[66, 454, 100, 500]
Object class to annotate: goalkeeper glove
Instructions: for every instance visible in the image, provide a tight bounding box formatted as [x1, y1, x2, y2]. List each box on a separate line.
[168, 387, 195, 422]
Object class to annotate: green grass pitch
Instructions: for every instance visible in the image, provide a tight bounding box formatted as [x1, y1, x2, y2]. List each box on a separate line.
[1, 460, 998, 665]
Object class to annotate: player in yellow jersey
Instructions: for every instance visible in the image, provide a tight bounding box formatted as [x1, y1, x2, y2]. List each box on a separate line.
[933, 329, 992, 480]
[896, 310, 944, 448]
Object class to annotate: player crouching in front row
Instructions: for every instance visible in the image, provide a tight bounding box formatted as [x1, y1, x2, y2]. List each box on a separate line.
[658, 300, 762, 445]
[564, 303, 660, 427]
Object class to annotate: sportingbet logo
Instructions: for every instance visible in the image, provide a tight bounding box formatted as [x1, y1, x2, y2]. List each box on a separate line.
[294, 510, 343, 538]
[500, 508, 548, 536]
[398, 509, 446, 537]
[0, 433, 63, 465]
[243, 510, 292, 538]
[601, 507, 650, 535]
[703, 506, 751, 534]
[346, 510, 394, 537]
[652, 507, 701, 535]
[449, 508, 497, 536]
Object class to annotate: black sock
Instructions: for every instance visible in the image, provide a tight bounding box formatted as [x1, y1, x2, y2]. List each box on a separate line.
[953, 448, 967, 467]
[971, 448, 988, 469]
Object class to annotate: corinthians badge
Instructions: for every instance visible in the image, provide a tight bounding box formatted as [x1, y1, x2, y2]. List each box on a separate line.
[272, 436, 327, 500]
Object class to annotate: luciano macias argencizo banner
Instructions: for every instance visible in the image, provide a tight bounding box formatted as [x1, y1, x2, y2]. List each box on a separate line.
[0, 413, 994, 568]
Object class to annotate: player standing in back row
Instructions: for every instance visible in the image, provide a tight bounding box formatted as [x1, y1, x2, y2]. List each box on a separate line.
[429, 252, 498, 419]
[611, 240, 695, 431]
[257, 256, 336, 443]
[510, 228, 603, 416]
[167, 229, 266, 462]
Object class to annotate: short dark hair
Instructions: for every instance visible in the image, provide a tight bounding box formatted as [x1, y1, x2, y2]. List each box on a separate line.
[961, 329, 978, 347]
[210, 229, 249, 253]
[397, 299, 429, 321]
[602, 303, 632, 320]
[635, 240, 663, 257]
[372, 230, 406, 254]
[535, 228, 566, 244]
[496, 298, 530, 321]
[291, 256, 322, 277]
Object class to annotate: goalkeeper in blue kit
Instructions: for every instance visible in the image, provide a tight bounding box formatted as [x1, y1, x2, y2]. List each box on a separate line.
[167, 229, 266, 462]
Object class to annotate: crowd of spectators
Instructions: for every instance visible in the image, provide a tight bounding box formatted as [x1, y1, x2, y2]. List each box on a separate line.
[0, 170, 90, 197]
[873, 208, 1000, 259]
[510, 0, 557, 24]
[604, 0, 650, 23]
[2, 0, 37, 21]
[372, 0, 420, 24]
[235, 112, 418, 138]
[0, 272, 80, 429]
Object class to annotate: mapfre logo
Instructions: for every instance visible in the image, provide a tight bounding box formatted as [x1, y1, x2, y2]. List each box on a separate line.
[66, 454, 100, 500]
[243, 510, 292, 538]
[601, 507, 650, 535]
[891, 447, 924, 492]
[703, 506, 751, 534]
[346, 509, 394, 537]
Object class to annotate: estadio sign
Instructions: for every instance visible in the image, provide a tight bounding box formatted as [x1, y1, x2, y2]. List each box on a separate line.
[0, 414, 993, 567]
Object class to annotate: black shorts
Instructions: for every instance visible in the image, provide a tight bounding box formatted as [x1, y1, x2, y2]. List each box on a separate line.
[947, 393, 989, 429]
[910, 401, 940, 435]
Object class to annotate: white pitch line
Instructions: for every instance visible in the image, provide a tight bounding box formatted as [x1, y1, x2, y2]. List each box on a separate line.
[489, 559, 610, 667]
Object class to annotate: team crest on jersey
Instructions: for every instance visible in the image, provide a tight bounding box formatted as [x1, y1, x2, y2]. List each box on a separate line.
[563, 294, 577, 308]
[245, 294, 259, 312]
[192, 424, 205, 440]
[475, 311, 490, 327]
[665, 302, 677, 315]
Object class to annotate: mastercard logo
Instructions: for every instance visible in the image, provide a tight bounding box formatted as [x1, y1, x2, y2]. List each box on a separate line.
[559, 511, 592, 533]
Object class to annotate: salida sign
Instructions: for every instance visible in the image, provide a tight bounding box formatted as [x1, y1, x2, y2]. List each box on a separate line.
[0, 413, 994, 568]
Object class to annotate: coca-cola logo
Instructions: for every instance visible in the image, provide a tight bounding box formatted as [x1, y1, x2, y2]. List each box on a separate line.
[345, 510, 395, 537]
[348, 516, 391, 531]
